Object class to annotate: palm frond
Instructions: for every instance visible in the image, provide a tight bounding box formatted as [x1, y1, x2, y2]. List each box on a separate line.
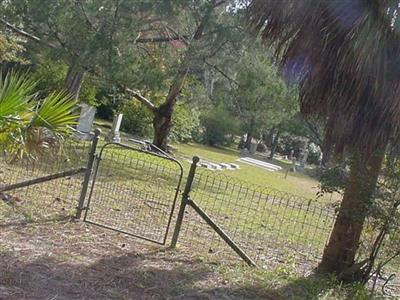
[30, 91, 78, 134]
[248, 0, 400, 155]
[0, 71, 36, 119]
[0, 71, 79, 158]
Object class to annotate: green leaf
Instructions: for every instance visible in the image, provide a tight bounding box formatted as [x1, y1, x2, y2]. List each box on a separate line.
[30, 91, 78, 134]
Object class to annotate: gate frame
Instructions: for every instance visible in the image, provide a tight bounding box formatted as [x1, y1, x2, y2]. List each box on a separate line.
[82, 141, 184, 245]
[76, 128, 102, 219]
[171, 156, 257, 267]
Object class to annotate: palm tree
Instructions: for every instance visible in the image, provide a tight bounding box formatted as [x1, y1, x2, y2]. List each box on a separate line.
[248, 0, 400, 280]
[0, 71, 78, 158]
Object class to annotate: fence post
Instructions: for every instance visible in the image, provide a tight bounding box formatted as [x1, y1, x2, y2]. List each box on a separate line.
[170, 156, 200, 248]
[75, 128, 101, 219]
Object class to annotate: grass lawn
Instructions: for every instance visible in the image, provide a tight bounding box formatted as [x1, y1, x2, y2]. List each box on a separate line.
[85, 123, 339, 264]
[94, 119, 337, 202]
[173, 142, 337, 201]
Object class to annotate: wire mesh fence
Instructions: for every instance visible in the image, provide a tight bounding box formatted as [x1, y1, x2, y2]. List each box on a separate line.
[0, 135, 337, 271]
[1, 133, 400, 297]
[176, 166, 337, 268]
[83, 142, 183, 244]
[0, 139, 92, 225]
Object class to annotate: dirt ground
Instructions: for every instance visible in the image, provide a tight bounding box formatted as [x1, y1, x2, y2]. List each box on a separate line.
[1, 219, 400, 300]
[0, 219, 279, 300]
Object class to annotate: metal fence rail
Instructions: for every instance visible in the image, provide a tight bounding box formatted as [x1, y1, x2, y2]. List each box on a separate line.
[0, 138, 92, 224]
[83, 142, 184, 245]
[0, 135, 337, 271]
[173, 157, 337, 268]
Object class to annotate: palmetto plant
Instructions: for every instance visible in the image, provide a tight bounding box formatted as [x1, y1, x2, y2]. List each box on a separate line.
[0, 71, 78, 157]
[248, 0, 400, 280]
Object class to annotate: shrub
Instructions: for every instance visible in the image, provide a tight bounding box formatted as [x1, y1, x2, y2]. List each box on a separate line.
[170, 103, 200, 143]
[120, 100, 153, 137]
[96, 87, 126, 120]
[200, 106, 239, 146]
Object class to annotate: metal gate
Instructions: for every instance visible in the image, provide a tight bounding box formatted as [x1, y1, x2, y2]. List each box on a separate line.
[83, 142, 183, 245]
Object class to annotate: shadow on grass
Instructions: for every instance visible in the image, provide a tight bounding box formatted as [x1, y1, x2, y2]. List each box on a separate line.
[209, 273, 370, 300]
[0, 249, 214, 300]
[0, 247, 371, 300]
[0, 214, 74, 229]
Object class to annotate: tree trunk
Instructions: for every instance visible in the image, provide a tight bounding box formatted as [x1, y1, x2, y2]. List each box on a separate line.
[152, 102, 176, 151]
[64, 65, 85, 100]
[269, 131, 280, 159]
[245, 132, 253, 150]
[321, 116, 335, 167]
[321, 142, 333, 167]
[318, 148, 385, 280]
[152, 113, 171, 151]
[147, 2, 216, 150]
[148, 2, 216, 150]
[264, 128, 274, 147]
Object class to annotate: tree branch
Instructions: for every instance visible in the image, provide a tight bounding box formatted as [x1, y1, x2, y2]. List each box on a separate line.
[77, 0, 98, 32]
[135, 35, 189, 44]
[213, 0, 228, 8]
[125, 88, 157, 114]
[205, 61, 239, 86]
[46, 19, 79, 59]
[164, 25, 190, 46]
[0, 18, 56, 48]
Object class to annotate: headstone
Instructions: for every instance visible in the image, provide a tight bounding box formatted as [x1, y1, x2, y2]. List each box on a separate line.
[249, 140, 258, 155]
[238, 157, 282, 172]
[219, 163, 230, 170]
[76, 104, 96, 140]
[208, 163, 222, 170]
[318, 151, 323, 167]
[200, 162, 211, 169]
[299, 149, 309, 171]
[106, 113, 123, 143]
[257, 142, 267, 153]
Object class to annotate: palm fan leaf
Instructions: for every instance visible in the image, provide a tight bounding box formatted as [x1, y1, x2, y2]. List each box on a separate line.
[248, 0, 400, 155]
[0, 71, 78, 157]
[0, 71, 36, 120]
[30, 91, 78, 134]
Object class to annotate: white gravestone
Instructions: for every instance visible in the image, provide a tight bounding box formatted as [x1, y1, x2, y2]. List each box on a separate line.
[107, 113, 123, 143]
[76, 104, 96, 140]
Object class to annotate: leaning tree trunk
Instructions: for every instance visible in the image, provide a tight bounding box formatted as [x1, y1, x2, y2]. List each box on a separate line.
[149, 1, 214, 150]
[152, 104, 174, 151]
[318, 147, 385, 280]
[64, 65, 85, 100]
[152, 69, 188, 151]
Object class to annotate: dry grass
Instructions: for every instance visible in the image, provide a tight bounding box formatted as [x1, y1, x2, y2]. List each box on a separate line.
[0, 219, 397, 300]
[0, 220, 226, 300]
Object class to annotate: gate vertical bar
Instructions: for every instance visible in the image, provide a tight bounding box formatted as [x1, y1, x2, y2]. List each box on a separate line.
[75, 128, 101, 219]
[170, 156, 199, 248]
